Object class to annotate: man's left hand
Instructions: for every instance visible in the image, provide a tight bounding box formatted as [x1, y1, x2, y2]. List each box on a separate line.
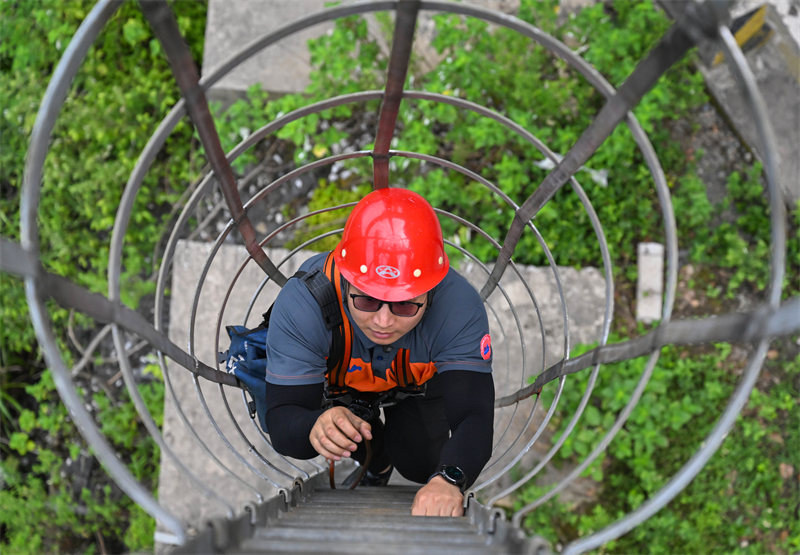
[411, 475, 464, 517]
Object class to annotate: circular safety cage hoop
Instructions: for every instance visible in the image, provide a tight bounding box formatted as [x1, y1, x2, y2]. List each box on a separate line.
[5, 0, 798, 552]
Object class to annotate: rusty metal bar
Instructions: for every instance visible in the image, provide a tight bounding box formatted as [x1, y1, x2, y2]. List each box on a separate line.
[372, 0, 420, 188]
[138, 0, 286, 285]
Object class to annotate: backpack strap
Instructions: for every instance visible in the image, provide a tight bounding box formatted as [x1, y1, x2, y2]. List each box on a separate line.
[299, 268, 341, 331]
[264, 254, 350, 396]
[320, 252, 352, 394]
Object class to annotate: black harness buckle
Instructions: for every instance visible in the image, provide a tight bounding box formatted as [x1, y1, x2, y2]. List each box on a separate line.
[323, 383, 428, 420]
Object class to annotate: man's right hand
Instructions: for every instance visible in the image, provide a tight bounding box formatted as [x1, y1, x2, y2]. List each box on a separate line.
[309, 406, 372, 461]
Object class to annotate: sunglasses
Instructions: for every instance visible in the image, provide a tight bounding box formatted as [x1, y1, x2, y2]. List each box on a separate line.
[349, 294, 425, 317]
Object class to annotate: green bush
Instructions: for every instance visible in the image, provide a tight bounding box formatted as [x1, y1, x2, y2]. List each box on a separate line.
[688, 164, 800, 298]
[1, 1, 205, 552]
[520, 343, 800, 553]
[1, 371, 164, 553]
[1, 0, 205, 347]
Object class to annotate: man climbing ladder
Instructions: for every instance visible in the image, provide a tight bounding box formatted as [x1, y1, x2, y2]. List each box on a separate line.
[263, 188, 495, 516]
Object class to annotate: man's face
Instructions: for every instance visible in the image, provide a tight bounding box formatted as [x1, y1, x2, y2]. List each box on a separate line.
[346, 284, 428, 345]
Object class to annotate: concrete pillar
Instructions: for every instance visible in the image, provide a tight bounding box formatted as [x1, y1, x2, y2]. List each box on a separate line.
[636, 242, 664, 324]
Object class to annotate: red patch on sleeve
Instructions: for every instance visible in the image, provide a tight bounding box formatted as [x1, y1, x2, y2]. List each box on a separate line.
[480, 334, 492, 360]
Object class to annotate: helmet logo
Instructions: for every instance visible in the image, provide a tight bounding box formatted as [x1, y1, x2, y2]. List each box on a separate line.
[375, 265, 400, 279]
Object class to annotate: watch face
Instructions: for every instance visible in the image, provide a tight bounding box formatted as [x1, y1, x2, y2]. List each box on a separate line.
[442, 465, 465, 484]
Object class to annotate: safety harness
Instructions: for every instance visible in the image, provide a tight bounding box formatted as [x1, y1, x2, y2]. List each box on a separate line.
[307, 252, 425, 406]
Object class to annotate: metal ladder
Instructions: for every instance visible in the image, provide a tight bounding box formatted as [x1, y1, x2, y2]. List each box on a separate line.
[173, 472, 549, 554]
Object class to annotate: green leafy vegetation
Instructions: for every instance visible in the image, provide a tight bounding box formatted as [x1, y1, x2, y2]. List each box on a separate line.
[520, 343, 800, 553]
[685, 162, 800, 298]
[1, 1, 206, 552]
[1, 371, 164, 553]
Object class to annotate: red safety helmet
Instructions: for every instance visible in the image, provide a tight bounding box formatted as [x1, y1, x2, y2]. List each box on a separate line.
[334, 188, 449, 302]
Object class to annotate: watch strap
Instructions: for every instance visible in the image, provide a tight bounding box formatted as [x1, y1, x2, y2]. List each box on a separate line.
[430, 464, 466, 492]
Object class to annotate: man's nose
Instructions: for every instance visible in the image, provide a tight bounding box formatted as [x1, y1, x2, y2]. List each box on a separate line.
[372, 303, 394, 327]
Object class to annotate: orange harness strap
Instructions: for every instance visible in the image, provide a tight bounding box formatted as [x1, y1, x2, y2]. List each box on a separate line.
[323, 252, 353, 394]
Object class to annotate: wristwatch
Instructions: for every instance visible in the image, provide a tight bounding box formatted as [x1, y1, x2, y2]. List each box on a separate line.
[431, 464, 466, 491]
